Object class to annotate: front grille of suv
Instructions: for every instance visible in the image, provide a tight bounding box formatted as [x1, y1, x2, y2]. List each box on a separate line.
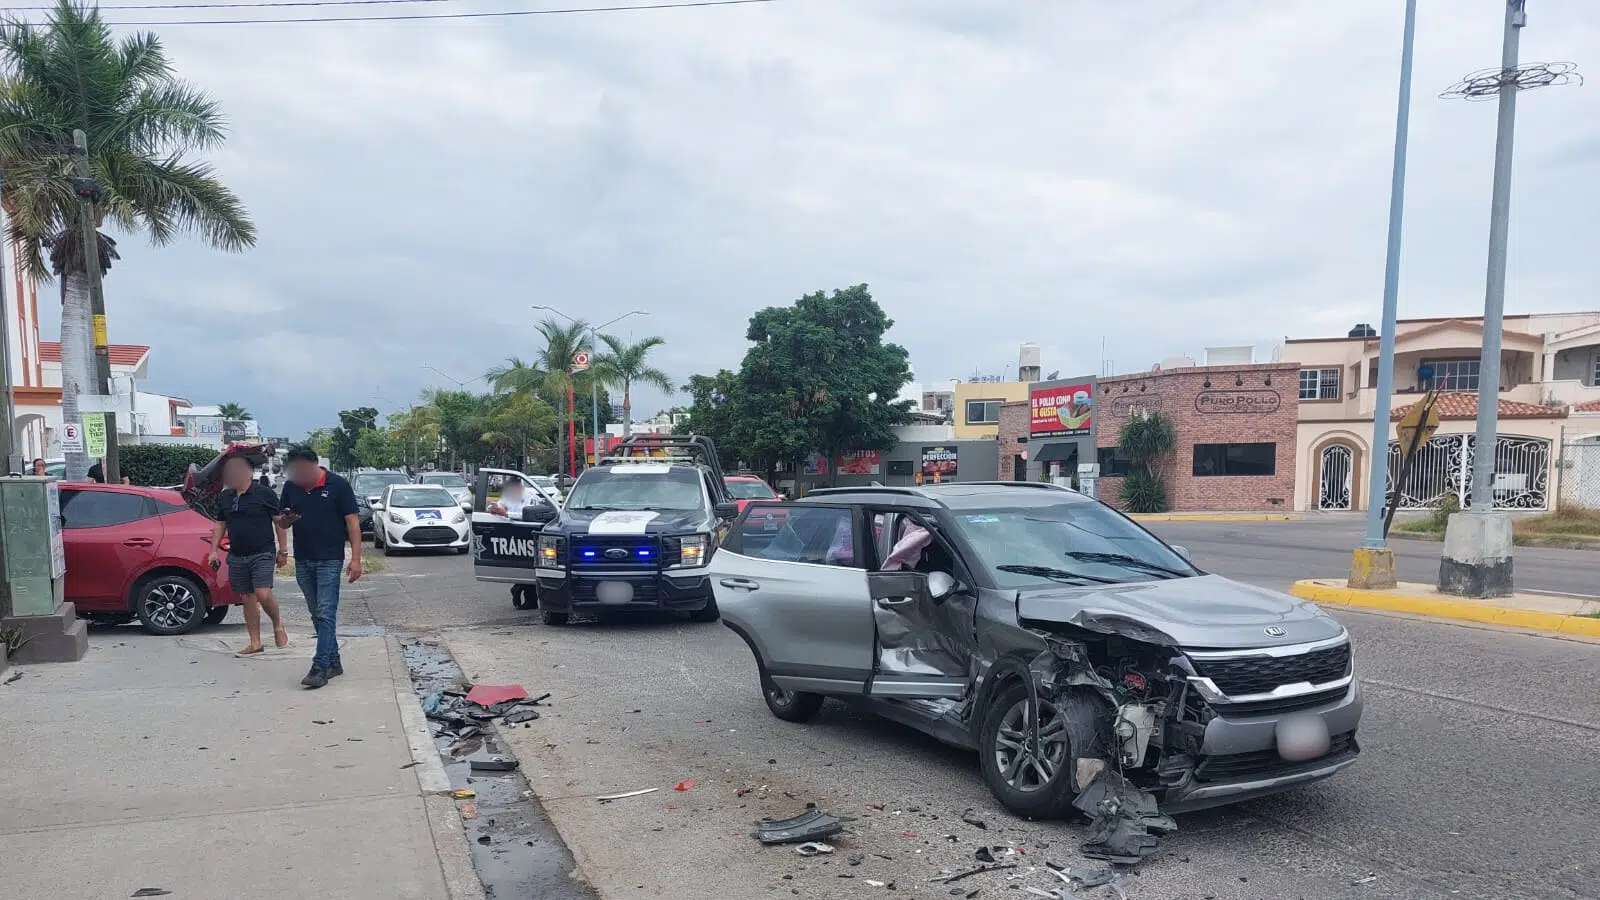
[1192, 642, 1351, 698]
[1194, 733, 1357, 783]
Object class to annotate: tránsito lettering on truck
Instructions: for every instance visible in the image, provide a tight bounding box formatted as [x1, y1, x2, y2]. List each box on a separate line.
[471, 435, 741, 626]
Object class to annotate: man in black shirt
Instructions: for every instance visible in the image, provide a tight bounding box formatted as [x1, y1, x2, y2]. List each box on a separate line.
[209, 456, 289, 655]
[277, 446, 362, 689]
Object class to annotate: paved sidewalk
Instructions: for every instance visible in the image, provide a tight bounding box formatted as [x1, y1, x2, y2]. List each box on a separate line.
[1292, 579, 1600, 637]
[0, 625, 481, 900]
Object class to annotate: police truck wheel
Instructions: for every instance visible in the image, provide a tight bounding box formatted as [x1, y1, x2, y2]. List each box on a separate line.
[540, 608, 569, 626]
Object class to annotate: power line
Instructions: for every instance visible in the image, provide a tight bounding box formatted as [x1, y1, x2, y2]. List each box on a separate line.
[28, 0, 776, 27]
[10, 0, 451, 9]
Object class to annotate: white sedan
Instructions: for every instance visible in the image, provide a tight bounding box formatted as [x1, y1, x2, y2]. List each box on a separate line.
[372, 484, 471, 555]
[416, 471, 473, 509]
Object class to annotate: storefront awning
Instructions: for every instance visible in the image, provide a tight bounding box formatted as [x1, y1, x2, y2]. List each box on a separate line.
[1032, 442, 1079, 464]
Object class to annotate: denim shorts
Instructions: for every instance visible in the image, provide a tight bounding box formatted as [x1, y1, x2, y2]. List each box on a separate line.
[228, 551, 276, 594]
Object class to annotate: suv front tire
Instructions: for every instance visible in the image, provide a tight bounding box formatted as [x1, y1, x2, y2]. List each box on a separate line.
[978, 682, 1109, 820]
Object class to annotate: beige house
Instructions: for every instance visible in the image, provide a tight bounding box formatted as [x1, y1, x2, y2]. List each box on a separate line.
[1284, 313, 1600, 512]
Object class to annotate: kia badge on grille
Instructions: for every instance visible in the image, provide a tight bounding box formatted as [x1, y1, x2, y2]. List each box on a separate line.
[1263, 626, 1286, 637]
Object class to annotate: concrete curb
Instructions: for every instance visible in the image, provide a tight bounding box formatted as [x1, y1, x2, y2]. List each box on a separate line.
[384, 636, 487, 900]
[1130, 513, 1299, 522]
[1290, 580, 1600, 637]
[1389, 530, 1600, 552]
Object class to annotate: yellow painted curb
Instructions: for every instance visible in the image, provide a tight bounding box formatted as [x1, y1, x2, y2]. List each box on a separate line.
[1131, 514, 1299, 522]
[1290, 580, 1600, 637]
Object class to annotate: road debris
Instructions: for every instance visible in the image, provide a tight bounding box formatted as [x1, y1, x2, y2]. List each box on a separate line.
[131, 891, 172, 898]
[794, 842, 834, 856]
[502, 708, 541, 725]
[450, 788, 476, 799]
[974, 846, 1019, 863]
[3, 671, 22, 685]
[1352, 872, 1380, 885]
[1072, 769, 1175, 864]
[932, 863, 1019, 884]
[960, 808, 988, 830]
[469, 753, 521, 772]
[674, 779, 695, 792]
[752, 809, 846, 845]
[465, 683, 528, 706]
[460, 801, 478, 820]
[597, 787, 659, 803]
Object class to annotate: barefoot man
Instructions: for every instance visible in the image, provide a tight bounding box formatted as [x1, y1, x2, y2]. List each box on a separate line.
[208, 456, 290, 655]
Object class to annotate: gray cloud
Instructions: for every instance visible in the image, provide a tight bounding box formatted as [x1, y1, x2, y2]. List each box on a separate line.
[42, 0, 1600, 436]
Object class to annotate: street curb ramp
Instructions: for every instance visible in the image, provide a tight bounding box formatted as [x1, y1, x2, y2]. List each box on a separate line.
[1290, 579, 1600, 638]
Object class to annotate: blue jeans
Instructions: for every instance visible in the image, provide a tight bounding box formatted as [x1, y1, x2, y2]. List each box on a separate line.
[296, 559, 343, 669]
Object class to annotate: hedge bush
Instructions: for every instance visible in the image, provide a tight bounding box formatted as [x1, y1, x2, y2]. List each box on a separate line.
[120, 444, 220, 487]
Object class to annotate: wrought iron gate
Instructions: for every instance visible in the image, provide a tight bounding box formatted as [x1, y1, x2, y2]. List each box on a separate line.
[1385, 434, 1550, 510]
[1318, 444, 1353, 510]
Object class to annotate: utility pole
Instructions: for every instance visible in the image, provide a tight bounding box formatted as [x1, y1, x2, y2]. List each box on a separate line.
[0, 168, 18, 475]
[1440, 1, 1530, 598]
[71, 129, 119, 483]
[1348, 0, 1418, 591]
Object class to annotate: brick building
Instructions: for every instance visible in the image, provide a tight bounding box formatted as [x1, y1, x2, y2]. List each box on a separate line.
[1094, 362, 1300, 512]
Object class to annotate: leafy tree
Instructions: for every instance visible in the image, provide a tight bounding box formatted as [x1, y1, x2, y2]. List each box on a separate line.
[594, 334, 673, 438]
[730, 284, 913, 482]
[0, 1, 254, 481]
[303, 428, 334, 460]
[1117, 411, 1176, 514]
[329, 407, 378, 472]
[218, 402, 251, 420]
[423, 390, 490, 468]
[681, 370, 739, 469]
[481, 392, 557, 472]
[387, 406, 440, 470]
[353, 428, 399, 469]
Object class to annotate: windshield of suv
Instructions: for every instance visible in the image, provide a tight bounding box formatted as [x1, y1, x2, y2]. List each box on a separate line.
[388, 486, 457, 508]
[564, 466, 704, 512]
[949, 502, 1196, 588]
[419, 473, 467, 489]
[724, 479, 776, 500]
[354, 473, 410, 496]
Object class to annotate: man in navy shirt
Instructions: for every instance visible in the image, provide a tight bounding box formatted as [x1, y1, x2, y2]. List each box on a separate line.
[277, 446, 362, 689]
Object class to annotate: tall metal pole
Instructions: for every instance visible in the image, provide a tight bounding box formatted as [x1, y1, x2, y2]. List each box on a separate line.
[0, 169, 18, 474]
[1362, 0, 1419, 546]
[72, 130, 120, 482]
[1468, 0, 1526, 511]
[590, 325, 601, 469]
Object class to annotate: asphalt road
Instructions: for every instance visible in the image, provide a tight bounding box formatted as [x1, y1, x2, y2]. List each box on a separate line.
[345, 524, 1600, 900]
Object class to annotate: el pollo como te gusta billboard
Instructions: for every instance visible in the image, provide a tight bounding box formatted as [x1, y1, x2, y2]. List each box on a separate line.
[1030, 382, 1094, 437]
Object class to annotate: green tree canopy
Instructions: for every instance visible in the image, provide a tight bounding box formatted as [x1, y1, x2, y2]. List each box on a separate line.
[218, 402, 251, 420]
[729, 284, 913, 477]
[329, 407, 378, 471]
[681, 370, 739, 470]
[353, 428, 399, 469]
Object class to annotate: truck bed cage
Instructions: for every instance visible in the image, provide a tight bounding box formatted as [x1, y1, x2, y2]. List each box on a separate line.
[599, 434, 727, 484]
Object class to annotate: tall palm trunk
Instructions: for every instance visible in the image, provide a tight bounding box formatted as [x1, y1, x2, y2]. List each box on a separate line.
[59, 272, 94, 481]
[622, 381, 632, 439]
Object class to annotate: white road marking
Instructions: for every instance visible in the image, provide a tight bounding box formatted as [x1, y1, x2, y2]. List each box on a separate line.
[1524, 588, 1600, 600]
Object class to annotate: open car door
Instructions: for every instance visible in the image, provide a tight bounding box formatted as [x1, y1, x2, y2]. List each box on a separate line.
[864, 510, 973, 700]
[471, 468, 560, 584]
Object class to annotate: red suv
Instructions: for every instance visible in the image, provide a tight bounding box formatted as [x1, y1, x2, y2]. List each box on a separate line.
[60, 483, 242, 635]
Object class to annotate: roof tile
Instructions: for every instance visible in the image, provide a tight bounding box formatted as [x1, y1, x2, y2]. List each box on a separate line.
[1390, 392, 1566, 420]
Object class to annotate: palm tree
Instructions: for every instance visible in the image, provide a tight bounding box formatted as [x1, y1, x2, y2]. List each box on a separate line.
[594, 334, 673, 438]
[486, 356, 544, 396]
[218, 402, 251, 420]
[0, 2, 255, 481]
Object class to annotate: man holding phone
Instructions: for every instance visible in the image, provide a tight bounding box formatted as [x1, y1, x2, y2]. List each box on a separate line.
[277, 446, 362, 689]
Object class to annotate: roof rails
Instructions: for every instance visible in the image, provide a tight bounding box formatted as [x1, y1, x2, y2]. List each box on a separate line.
[804, 486, 936, 500]
[935, 481, 1078, 492]
[599, 433, 727, 484]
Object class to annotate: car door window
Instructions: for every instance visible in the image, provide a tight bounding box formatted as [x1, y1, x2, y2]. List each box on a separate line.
[746, 506, 858, 567]
[60, 491, 152, 529]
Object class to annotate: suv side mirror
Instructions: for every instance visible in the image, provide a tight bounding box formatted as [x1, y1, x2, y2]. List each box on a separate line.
[713, 501, 740, 519]
[522, 503, 558, 524]
[1171, 545, 1190, 561]
[927, 571, 957, 600]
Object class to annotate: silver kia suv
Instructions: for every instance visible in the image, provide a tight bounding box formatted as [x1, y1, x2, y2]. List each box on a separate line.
[707, 482, 1361, 826]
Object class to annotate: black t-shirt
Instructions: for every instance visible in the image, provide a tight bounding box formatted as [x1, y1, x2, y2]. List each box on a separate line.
[280, 469, 359, 561]
[220, 482, 280, 556]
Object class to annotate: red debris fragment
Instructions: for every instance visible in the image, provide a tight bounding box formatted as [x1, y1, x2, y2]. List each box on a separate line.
[674, 780, 696, 792]
[465, 684, 528, 707]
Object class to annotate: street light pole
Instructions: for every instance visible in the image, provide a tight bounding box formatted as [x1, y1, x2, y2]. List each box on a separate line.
[0, 168, 18, 475]
[1349, 0, 1418, 590]
[532, 306, 647, 472]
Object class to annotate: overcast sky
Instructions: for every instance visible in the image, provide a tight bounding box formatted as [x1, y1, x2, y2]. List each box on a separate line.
[31, 0, 1600, 437]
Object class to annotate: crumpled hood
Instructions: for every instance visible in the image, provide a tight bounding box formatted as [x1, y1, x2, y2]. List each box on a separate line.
[1016, 574, 1344, 650]
[561, 508, 705, 536]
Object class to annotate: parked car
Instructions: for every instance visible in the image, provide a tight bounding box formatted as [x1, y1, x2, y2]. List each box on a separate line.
[417, 471, 472, 509]
[372, 484, 471, 555]
[60, 483, 242, 635]
[708, 482, 1361, 825]
[723, 474, 780, 514]
[528, 474, 564, 506]
[352, 470, 412, 535]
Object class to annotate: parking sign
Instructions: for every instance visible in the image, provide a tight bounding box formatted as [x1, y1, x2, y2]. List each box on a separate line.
[61, 422, 84, 453]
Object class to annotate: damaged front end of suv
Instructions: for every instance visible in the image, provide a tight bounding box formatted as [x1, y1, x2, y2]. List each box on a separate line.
[972, 580, 1362, 861]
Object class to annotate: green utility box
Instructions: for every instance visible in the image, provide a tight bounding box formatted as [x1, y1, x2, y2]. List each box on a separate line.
[0, 476, 84, 664]
[0, 476, 66, 616]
